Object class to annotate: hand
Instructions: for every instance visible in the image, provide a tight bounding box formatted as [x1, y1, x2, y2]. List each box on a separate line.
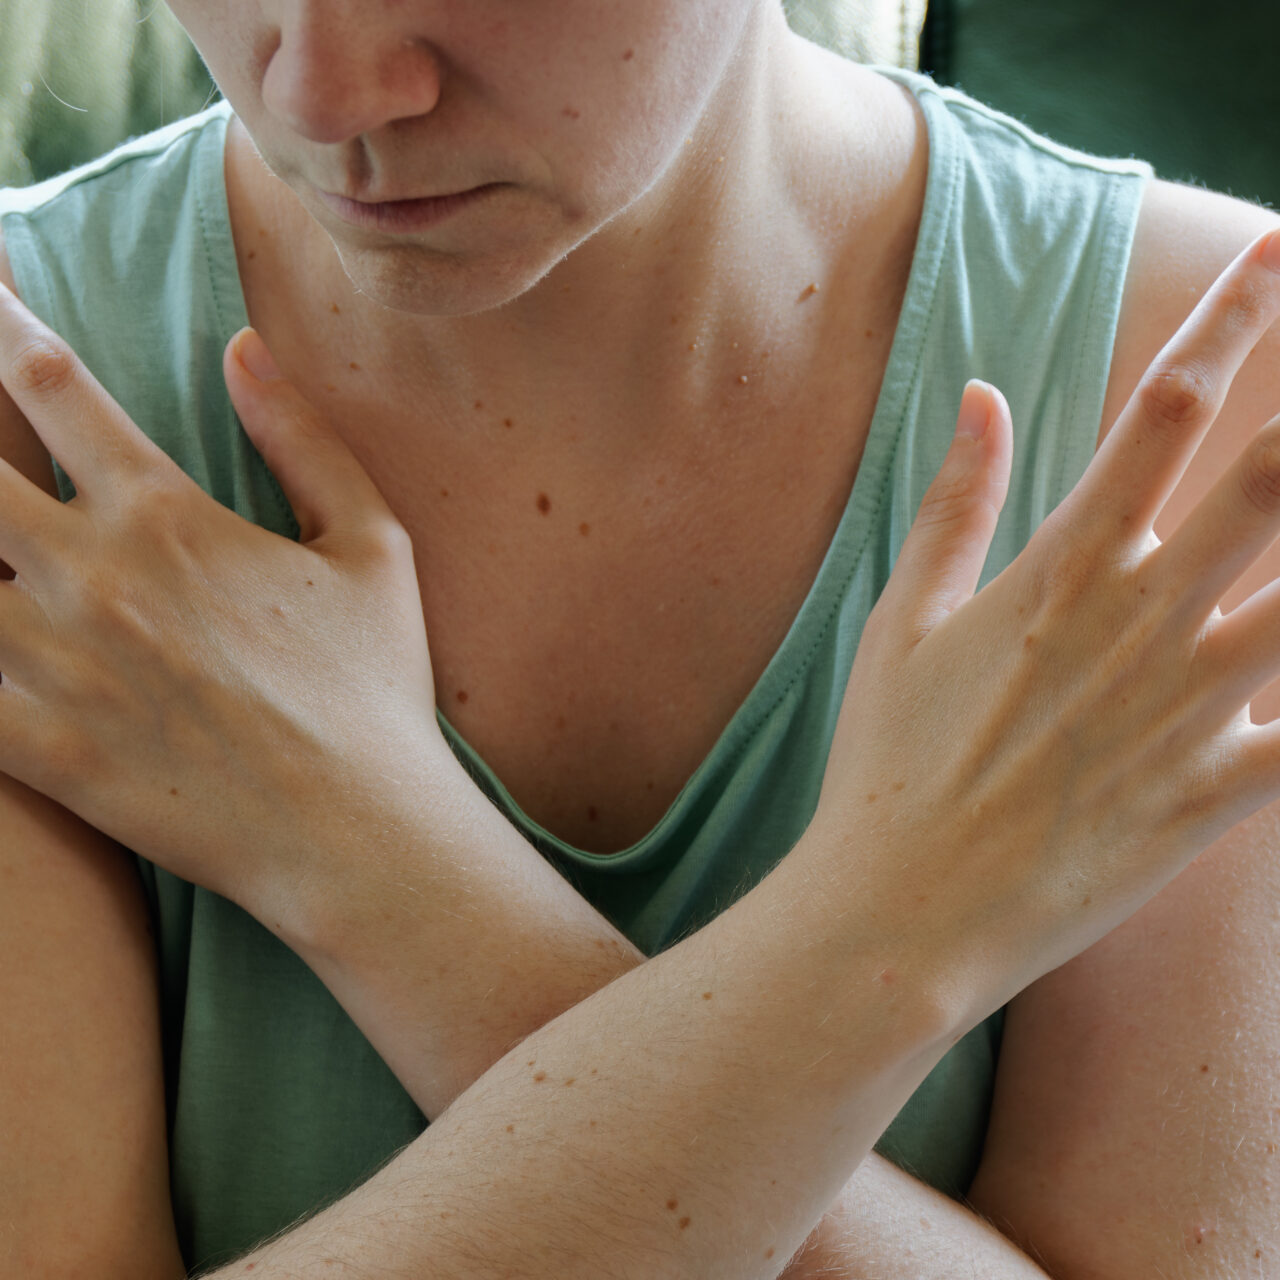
[810, 229, 1280, 1008]
[0, 293, 447, 915]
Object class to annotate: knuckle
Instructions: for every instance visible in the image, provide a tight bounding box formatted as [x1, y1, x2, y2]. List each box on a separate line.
[359, 513, 415, 563]
[142, 476, 196, 526]
[59, 564, 154, 644]
[77, 581, 134, 636]
[1017, 519, 1100, 614]
[1169, 753, 1230, 834]
[1221, 271, 1273, 331]
[116, 482, 194, 552]
[1238, 432, 1280, 515]
[1138, 361, 1217, 431]
[1028, 549, 1094, 617]
[9, 336, 76, 397]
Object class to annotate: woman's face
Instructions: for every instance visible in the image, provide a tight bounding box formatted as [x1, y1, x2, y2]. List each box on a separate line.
[169, 0, 774, 316]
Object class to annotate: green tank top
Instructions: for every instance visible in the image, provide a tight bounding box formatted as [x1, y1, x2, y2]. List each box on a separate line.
[0, 66, 1152, 1274]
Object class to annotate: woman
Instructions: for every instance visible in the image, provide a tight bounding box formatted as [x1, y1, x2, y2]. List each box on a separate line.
[2, 3, 1279, 1276]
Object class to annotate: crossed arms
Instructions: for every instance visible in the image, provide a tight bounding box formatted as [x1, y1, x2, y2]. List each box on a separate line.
[4, 177, 1280, 1279]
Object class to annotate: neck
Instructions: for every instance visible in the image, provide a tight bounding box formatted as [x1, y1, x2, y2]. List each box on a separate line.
[236, 23, 883, 462]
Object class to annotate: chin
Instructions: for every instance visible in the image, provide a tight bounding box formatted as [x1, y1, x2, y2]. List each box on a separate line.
[328, 218, 594, 319]
[332, 247, 558, 317]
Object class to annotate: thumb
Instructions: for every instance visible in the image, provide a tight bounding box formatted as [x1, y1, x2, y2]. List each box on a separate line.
[223, 327, 397, 546]
[881, 379, 1014, 642]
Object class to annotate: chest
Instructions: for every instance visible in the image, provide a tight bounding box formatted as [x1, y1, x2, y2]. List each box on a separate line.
[344, 367, 887, 855]
[222, 75, 925, 853]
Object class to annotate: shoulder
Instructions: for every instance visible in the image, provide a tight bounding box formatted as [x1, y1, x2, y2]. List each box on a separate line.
[0, 226, 59, 510]
[1098, 176, 1280, 712]
[1098, 176, 1280, 452]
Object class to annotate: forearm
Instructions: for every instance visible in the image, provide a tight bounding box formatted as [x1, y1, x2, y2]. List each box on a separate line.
[780, 1153, 1053, 1280]
[271, 745, 642, 1120]
[272, 752, 1048, 1280]
[205, 844, 967, 1280]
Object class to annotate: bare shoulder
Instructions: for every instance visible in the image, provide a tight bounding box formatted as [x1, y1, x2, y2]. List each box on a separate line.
[1097, 177, 1280, 711]
[0, 225, 59, 502]
[1098, 175, 1280, 453]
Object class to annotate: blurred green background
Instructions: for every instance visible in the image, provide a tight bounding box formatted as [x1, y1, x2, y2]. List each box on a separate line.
[0, 0, 218, 186]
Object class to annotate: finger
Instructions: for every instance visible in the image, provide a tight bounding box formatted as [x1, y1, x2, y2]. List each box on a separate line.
[1192, 575, 1280, 729]
[1065, 228, 1280, 542]
[876, 380, 1014, 642]
[0, 281, 173, 496]
[1147, 410, 1280, 627]
[0, 674, 74, 800]
[1215, 719, 1280, 844]
[223, 328, 404, 547]
[0, 576, 60, 682]
[0, 451, 70, 581]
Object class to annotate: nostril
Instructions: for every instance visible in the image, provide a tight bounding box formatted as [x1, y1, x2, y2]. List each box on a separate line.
[259, 26, 443, 145]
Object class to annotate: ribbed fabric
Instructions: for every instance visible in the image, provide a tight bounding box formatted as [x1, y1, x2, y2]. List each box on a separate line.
[0, 66, 1151, 1273]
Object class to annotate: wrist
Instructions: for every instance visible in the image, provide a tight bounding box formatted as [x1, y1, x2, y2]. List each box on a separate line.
[777, 813, 999, 1045]
[247, 722, 474, 951]
[253, 734, 644, 1118]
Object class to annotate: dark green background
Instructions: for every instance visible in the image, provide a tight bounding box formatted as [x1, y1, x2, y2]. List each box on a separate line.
[921, 0, 1278, 209]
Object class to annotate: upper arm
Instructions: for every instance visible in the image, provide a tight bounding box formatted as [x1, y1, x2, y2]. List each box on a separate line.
[965, 181, 1280, 1276]
[0, 228, 186, 1278]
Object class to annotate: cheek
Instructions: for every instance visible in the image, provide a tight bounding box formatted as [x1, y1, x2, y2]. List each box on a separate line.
[494, 0, 747, 203]
[529, 52, 719, 217]
[555, 106, 684, 215]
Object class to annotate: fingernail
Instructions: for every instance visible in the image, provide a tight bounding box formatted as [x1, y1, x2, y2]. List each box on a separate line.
[956, 380, 991, 440]
[236, 329, 282, 382]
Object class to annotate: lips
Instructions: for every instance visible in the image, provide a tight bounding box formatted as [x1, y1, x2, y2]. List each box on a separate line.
[314, 183, 503, 233]
[329, 188, 471, 204]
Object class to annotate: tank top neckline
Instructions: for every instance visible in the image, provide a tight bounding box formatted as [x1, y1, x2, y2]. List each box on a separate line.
[202, 66, 957, 867]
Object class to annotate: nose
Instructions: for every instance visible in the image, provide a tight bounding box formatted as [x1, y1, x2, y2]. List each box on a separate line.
[260, 8, 443, 144]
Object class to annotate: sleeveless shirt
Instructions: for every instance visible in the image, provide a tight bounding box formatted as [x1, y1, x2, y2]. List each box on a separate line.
[0, 66, 1152, 1273]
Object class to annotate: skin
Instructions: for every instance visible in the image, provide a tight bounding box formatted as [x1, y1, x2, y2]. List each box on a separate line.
[179, 0, 870, 435]
[4, 2, 1280, 1276]
[179, 0, 925, 855]
[3, 232, 1279, 1278]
